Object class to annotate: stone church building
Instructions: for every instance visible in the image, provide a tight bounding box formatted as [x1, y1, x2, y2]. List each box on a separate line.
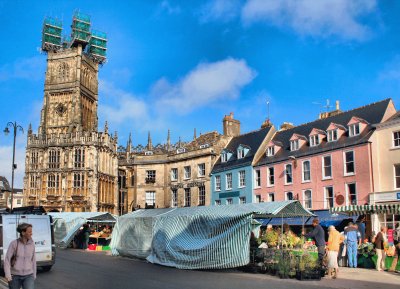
[23, 43, 118, 213]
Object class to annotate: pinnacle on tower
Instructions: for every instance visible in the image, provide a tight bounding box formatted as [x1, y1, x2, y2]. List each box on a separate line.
[104, 121, 108, 134]
[127, 132, 132, 152]
[167, 129, 171, 149]
[28, 123, 33, 135]
[147, 131, 153, 150]
[193, 128, 197, 140]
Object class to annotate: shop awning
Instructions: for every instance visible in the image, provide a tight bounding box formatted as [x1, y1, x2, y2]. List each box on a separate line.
[258, 209, 357, 227]
[330, 204, 400, 216]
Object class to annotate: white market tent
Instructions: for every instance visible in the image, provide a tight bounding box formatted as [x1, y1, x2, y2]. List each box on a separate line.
[49, 212, 116, 248]
[110, 201, 314, 270]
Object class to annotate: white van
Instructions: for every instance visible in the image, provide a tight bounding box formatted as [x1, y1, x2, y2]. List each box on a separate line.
[0, 211, 56, 272]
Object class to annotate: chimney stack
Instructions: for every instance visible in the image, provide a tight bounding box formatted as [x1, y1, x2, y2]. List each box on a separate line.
[223, 112, 240, 137]
[280, 122, 295, 131]
[319, 100, 343, 119]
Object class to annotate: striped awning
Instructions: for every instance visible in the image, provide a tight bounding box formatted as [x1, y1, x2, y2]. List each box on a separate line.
[330, 204, 400, 216]
[111, 201, 313, 270]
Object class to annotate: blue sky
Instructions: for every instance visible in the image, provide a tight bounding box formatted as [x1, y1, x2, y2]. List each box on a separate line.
[1, 0, 400, 187]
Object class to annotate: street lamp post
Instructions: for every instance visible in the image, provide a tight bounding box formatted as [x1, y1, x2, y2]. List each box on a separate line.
[4, 122, 24, 211]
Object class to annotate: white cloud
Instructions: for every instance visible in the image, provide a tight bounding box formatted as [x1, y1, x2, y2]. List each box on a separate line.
[153, 58, 256, 113]
[0, 56, 45, 82]
[241, 0, 377, 41]
[199, 0, 242, 23]
[159, 0, 181, 15]
[0, 145, 26, 189]
[98, 80, 149, 126]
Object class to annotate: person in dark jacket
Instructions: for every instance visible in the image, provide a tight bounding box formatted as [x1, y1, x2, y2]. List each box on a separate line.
[81, 223, 90, 250]
[356, 216, 366, 243]
[303, 218, 325, 266]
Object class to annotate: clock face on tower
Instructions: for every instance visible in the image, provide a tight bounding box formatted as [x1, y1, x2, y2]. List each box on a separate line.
[55, 103, 67, 116]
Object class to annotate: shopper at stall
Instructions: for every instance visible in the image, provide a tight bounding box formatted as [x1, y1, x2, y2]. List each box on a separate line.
[356, 216, 366, 243]
[374, 226, 387, 271]
[326, 225, 344, 279]
[345, 222, 361, 268]
[4, 223, 36, 289]
[303, 219, 325, 267]
[82, 223, 91, 250]
[389, 223, 400, 272]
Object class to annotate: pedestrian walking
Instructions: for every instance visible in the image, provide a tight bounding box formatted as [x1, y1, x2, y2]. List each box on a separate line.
[4, 223, 36, 289]
[374, 227, 387, 271]
[303, 219, 325, 267]
[326, 225, 344, 279]
[344, 222, 361, 268]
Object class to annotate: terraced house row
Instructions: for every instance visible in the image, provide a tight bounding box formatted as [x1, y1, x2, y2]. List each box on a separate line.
[210, 99, 398, 230]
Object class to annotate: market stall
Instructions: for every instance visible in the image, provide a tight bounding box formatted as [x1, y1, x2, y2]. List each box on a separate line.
[87, 213, 116, 250]
[49, 212, 117, 249]
[330, 204, 400, 271]
[254, 221, 324, 280]
[110, 201, 314, 270]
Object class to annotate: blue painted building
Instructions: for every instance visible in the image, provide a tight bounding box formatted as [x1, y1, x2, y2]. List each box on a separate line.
[211, 125, 275, 205]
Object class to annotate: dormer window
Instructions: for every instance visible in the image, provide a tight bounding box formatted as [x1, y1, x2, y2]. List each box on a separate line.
[221, 153, 228, 163]
[176, 148, 186, 154]
[310, 135, 320, 147]
[327, 129, 338, 142]
[199, 144, 209, 149]
[237, 148, 245, 159]
[290, 140, 299, 151]
[349, 123, 360, 137]
[266, 146, 275, 156]
[144, 151, 153, 156]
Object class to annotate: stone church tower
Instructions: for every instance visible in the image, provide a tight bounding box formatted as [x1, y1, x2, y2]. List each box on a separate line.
[23, 14, 118, 213]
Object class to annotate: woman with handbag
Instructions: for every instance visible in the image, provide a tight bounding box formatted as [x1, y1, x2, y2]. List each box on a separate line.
[4, 223, 36, 289]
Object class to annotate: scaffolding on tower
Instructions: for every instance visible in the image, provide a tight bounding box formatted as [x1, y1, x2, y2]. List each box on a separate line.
[41, 17, 63, 52]
[70, 11, 91, 49]
[88, 30, 107, 64]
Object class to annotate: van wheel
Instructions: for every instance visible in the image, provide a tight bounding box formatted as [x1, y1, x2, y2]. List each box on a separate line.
[41, 266, 52, 272]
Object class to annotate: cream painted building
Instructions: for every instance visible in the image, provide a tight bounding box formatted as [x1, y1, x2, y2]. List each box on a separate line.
[118, 117, 236, 212]
[370, 111, 400, 233]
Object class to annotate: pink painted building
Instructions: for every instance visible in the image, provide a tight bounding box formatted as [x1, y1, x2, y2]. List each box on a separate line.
[253, 99, 396, 210]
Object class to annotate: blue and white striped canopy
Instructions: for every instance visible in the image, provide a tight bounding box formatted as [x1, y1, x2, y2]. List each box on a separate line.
[110, 201, 313, 269]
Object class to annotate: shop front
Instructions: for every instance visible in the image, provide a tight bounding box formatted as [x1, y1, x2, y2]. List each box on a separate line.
[369, 191, 400, 237]
[331, 203, 400, 271]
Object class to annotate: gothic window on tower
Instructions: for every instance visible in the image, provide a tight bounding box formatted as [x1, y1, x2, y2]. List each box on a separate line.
[30, 175, 38, 189]
[74, 148, 85, 168]
[31, 151, 39, 170]
[73, 173, 85, 188]
[48, 150, 60, 169]
[47, 174, 59, 190]
[57, 62, 70, 82]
